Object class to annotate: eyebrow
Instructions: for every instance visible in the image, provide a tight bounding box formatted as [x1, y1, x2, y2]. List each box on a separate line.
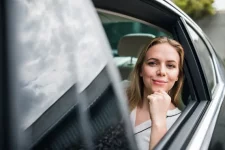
[146, 58, 158, 61]
[167, 60, 177, 63]
[146, 58, 178, 63]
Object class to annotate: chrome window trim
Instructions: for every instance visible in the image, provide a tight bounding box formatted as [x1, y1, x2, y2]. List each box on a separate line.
[210, 56, 217, 93]
[211, 51, 220, 93]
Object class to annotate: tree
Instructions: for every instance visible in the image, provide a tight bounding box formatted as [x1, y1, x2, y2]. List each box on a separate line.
[173, 0, 215, 19]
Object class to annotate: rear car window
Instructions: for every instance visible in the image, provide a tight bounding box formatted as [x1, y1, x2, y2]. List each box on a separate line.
[98, 10, 172, 80]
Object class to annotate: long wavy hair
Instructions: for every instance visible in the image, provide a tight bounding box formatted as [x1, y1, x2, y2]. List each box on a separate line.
[126, 37, 184, 111]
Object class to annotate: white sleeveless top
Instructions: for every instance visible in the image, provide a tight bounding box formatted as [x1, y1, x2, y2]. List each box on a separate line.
[130, 107, 181, 150]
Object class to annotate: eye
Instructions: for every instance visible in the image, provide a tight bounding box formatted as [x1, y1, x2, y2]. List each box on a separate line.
[167, 64, 176, 68]
[148, 61, 157, 66]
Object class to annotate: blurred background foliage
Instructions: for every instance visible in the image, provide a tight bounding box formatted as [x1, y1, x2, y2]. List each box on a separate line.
[173, 0, 216, 19]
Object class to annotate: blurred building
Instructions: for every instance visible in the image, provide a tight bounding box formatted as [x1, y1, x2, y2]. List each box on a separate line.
[196, 0, 225, 60]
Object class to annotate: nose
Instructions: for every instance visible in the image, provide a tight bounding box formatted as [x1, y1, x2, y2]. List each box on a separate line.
[157, 65, 166, 76]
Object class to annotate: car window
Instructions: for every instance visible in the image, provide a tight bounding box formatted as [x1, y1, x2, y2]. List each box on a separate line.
[186, 25, 216, 93]
[14, 1, 78, 130]
[98, 10, 173, 80]
[97, 10, 192, 110]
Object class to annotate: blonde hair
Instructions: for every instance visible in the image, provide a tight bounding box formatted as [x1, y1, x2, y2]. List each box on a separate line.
[126, 37, 184, 111]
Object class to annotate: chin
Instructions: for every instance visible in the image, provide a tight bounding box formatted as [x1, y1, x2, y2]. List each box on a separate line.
[151, 87, 168, 93]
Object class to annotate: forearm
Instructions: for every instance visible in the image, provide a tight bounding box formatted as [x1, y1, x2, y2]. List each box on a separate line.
[149, 120, 167, 150]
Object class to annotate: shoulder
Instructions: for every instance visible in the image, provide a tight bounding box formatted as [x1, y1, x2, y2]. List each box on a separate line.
[167, 108, 181, 118]
[166, 108, 181, 128]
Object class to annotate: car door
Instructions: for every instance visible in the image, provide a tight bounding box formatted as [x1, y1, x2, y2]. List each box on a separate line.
[181, 21, 225, 150]
[92, 0, 219, 149]
[209, 54, 225, 149]
[182, 19, 225, 150]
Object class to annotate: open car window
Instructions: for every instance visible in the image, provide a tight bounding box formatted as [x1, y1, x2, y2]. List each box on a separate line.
[97, 10, 188, 109]
[98, 10, 173, 80]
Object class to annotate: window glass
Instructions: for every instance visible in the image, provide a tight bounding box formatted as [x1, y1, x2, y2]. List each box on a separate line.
[13, 0, 108, 130]
[14, 0, 77, 130]
[187, 26, 215, 92]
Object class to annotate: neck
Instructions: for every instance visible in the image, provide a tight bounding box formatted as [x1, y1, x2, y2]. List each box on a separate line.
[138, 88, 152, 111]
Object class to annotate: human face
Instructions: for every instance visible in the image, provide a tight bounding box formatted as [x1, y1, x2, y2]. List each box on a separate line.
[140, 43, 180, 94]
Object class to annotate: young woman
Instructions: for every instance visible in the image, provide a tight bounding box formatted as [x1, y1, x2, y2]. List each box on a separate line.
[127, 37, 184, 150]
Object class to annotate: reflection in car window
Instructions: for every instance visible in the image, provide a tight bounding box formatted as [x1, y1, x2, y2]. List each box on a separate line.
[187, 26, 215, 92]
[15, 0, 107, 129]
[15, 0, 77, 129]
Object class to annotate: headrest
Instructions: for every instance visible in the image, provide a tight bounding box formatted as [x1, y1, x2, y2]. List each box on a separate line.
[118, 33, 155, 57]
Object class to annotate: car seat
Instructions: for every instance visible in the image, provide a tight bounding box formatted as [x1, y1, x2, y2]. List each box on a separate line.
[117, 33, 155, 80]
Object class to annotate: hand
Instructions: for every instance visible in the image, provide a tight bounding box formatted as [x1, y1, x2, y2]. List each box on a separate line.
[147, 90, 171, 126]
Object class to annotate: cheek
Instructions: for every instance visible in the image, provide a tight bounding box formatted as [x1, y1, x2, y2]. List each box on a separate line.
[141, 67, 152, 84]
[141, 66, 154, 77]
[169, 70, 179, 82]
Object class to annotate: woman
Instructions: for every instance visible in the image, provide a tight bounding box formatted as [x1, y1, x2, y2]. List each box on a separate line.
[127, 37, 184, 150]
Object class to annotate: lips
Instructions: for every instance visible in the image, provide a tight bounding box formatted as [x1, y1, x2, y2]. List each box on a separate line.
[152, 79, 167, 85]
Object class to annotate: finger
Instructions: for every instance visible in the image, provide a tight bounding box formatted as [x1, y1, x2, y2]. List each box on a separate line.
[159, 90, 170, 97]
[150, 93, 162, 99]
[147, 95, 157, 103]
[147, 95, 153, 100]
[159, 90, 171, 102]
[152, 93, 164, 101]
[153, 91, 162, 95]
[150, 92, 166, 98]
[153, 92, 163, 97]
[159, 89, 167, 94]
[154, 90, 167, 101]
[147, 94, 157, 99]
